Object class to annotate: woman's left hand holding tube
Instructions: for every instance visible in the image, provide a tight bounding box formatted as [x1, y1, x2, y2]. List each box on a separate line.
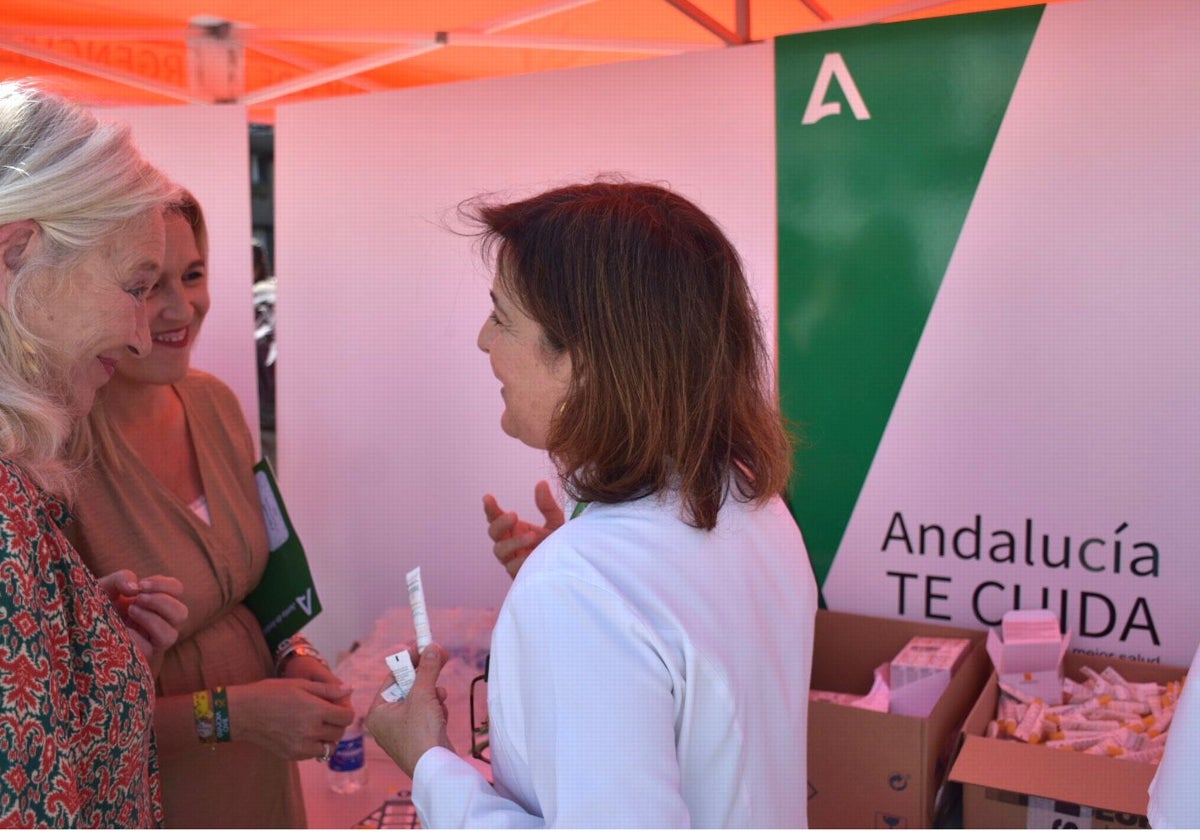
[366, 643, 455, 778]
[97, 570, 188, 663]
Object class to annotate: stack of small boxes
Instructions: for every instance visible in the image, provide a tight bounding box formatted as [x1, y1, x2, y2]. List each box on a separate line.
[890, 636, 972, 717]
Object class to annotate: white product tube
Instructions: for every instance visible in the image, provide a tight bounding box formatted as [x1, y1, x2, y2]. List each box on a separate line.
[406, 567, 433, 653]
[381, 649, 416, 702]
[1013, 700, 1047, 743]
[1045, 731, 1108, 751]
[381, 683, 407, 703]
[1118, 744, 1165, 764]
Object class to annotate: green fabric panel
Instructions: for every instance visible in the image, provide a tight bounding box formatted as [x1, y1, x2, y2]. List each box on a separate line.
[775, 6, 1043, 594]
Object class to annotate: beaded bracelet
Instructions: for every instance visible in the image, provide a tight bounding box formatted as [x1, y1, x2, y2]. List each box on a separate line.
[192, 689, 216, 745]
[212, 685, 232, 743]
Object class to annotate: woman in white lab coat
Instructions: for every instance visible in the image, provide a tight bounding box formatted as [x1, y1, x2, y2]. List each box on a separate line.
[367, 179, 819, 828]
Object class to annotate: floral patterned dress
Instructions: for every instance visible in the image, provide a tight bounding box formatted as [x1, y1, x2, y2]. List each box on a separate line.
[0, 458, 162, 828]
[68, 370, 305, 828]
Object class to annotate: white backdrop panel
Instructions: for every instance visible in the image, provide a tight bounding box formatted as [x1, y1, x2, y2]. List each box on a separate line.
[275, 43, 777, 658]
[97, 105, 259, 439]
[823, 0, 1200, 666]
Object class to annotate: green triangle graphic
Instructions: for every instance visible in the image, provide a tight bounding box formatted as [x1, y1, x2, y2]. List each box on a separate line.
[775, 6, 1043, 595]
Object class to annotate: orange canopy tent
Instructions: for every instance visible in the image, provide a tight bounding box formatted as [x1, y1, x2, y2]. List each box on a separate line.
[2, 0, 1070, 122]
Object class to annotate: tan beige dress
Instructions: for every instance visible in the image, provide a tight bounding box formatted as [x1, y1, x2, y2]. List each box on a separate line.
[67, 370, 306, 828]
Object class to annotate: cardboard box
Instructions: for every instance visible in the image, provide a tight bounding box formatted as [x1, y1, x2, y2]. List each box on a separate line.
[807, 610, 990, 829]
[986, 609, 1071, 703]
[950, 652, 1189, 829]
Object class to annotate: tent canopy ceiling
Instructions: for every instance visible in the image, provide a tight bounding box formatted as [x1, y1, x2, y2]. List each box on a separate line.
[2, 0, 1068, 121]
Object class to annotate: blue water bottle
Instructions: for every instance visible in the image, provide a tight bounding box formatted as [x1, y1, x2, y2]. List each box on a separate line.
[327, 716, 367, 794]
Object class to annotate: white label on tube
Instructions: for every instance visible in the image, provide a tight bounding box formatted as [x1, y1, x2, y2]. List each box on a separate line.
[406, 567, 433, 652]
[381, 682, 408, 703]
[383, 649, 415, 701]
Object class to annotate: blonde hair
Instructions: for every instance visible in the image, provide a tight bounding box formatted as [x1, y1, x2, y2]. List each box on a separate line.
[86, 190, 208, 468]
[0, 81, 177, 496]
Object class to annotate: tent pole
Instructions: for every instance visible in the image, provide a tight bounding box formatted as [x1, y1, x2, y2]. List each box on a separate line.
[662, 1, 750, 45]
[246, 42, 389, 93]
[737, 0, 750, 42]
[798, 1, 834, 22]
[239, 42, 444, 106]
[0, 37, 199, 103]
[803, 0, 960, 31]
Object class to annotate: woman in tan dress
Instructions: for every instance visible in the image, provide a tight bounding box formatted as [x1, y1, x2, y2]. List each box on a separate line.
[68, 192, 354, 828]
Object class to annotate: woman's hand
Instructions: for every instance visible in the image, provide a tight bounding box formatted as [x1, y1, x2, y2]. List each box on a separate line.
[280, 654, 354, 716]
[97, 570, 188, 662]
[483, 480, 564, 579]
[227, 678, 355, 762]
[365, 644, 454, 778]
[280, 651, 344, 689]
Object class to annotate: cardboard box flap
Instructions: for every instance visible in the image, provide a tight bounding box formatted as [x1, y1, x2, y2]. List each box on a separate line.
[951, 732, 1154, 817]
[986, 626, 1071, 675]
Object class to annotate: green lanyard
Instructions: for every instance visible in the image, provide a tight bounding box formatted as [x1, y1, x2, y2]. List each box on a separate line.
[570, 501, 590, 520]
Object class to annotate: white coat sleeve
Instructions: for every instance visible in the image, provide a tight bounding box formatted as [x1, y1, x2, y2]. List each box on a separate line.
[493, 567, 690, 827]
[412, 565, 690, 828]
[411, 747, 544, 828]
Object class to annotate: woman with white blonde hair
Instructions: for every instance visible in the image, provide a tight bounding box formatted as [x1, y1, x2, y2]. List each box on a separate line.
[0, 81, 187, 828]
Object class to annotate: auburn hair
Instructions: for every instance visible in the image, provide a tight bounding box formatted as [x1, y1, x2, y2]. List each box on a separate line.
[470, 179, 794, 530]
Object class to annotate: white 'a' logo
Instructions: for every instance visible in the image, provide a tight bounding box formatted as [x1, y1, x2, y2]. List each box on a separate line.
[295, 588, 314, 616]
[801, 52, 871, 125]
